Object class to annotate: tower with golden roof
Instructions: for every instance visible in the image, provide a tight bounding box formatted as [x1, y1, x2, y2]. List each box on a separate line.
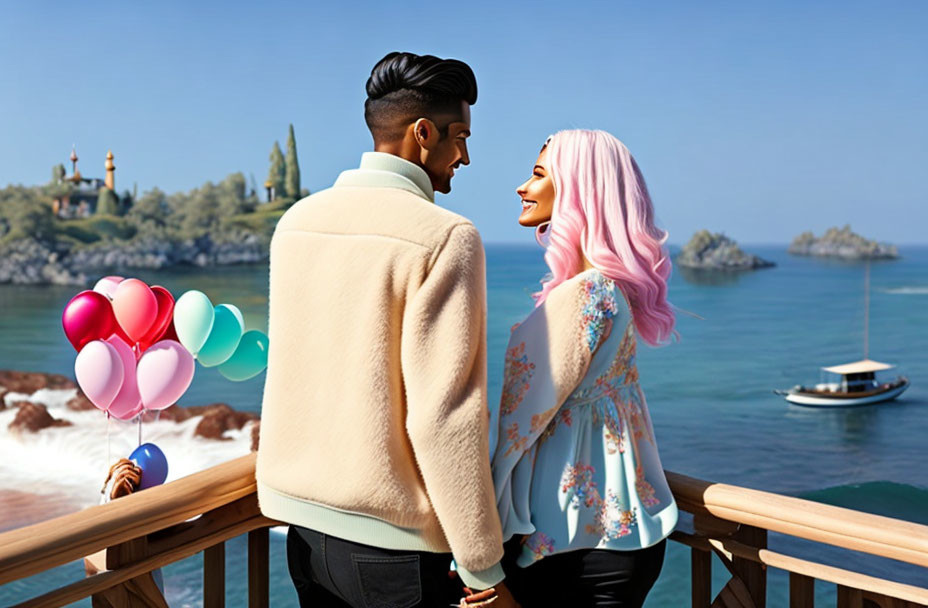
[105, 150, 115, 191]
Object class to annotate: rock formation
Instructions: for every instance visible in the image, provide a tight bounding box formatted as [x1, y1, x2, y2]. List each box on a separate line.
[8, 402, 73, 434]
[677, 231, 775, 271]
[0, 370, 76, 394]
[0, 229, 268, 286]
[789, 225, 898, 260]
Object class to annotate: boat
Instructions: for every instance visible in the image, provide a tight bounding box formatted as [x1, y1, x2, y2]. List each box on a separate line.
[776, 261, 910, 407]
[775, 358, 909, 406]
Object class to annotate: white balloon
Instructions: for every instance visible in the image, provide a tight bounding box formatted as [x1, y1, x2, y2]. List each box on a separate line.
[92, 275, 125, 301]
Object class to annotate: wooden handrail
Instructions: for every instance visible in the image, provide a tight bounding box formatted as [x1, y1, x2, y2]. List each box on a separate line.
[672, 531, 928, 605]
[0, 453, 260, 586]
[1, 457, 927, 607]
[665, 470, 928, 568]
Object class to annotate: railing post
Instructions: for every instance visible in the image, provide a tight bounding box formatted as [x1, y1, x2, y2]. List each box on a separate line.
[732, 524, 767, 607]
[789, 572, 814, 607]
[204, 542, 226, 608]
[96, 536, 167, 607]
[692, 547, 712, 608]
[248, 528, 270, 608]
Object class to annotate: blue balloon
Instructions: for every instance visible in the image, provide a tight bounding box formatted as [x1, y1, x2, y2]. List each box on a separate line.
[129, 442, 168, 489]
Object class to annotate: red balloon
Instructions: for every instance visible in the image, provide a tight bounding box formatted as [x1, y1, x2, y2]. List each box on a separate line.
[161, 320, 179, 343]
[112, 323, 133, 347]
[62, 291, 118, 352]
[137, 286, 175, 352]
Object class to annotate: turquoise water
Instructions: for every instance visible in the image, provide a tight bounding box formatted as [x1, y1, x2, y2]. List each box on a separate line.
[1, 244, 927, 606]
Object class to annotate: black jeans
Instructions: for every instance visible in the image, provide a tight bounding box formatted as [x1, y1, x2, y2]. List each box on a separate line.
[286, 525, 462, 608]
[501, 537, 667, 608]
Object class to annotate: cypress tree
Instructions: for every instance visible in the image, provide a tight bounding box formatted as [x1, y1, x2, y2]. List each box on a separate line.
[267, 141, 285, 201]
[96, 187, 120, 215]
[284, 124, 301, 200]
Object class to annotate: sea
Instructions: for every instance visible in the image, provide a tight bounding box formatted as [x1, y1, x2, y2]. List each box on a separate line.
[1, 244, 926, 606]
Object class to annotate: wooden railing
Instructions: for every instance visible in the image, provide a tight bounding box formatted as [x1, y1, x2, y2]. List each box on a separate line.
[0, 454, 926, 607]
[666, 471, 928, 608]
[0, 454, 276, 607]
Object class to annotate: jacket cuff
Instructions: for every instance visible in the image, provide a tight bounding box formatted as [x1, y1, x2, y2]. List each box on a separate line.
[456, 560, 505, 590]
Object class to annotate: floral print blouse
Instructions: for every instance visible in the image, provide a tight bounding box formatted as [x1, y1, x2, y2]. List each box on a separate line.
[491, 269, 678, 567]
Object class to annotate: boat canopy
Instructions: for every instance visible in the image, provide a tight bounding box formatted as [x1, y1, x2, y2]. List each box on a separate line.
[821, 359, 894, 375]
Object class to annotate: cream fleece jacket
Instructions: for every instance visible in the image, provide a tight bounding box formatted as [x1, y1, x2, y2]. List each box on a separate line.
[256, 153, 505, 588]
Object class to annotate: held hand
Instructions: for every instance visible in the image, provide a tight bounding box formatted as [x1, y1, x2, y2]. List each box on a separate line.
[458, 582, 521, 608]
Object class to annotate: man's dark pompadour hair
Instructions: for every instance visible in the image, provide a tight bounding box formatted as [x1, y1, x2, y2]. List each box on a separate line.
[364, 52, 477, 142]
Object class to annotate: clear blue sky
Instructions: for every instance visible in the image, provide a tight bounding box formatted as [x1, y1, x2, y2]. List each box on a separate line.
[2, 1, 925, 244]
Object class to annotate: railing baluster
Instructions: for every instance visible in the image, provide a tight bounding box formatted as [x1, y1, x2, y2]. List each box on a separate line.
[731, 524, 767, 607]
[837, 584, 863, 607]
[692, 547, 712, 608]
[204, 541, 226, 608]
[789, 572, 815, 607]
[249, 527, 270, 608]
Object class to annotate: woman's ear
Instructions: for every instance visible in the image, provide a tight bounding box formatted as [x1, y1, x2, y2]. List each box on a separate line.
[413, 118, 439, 150]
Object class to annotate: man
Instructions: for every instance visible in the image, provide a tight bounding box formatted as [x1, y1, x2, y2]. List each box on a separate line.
[257, 52, 518, 608]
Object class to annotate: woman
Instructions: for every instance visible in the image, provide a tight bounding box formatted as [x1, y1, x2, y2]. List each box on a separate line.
[491, 130, 677, 607]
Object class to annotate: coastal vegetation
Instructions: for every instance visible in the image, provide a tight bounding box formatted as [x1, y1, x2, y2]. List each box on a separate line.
[789, 225, 899, 260]
[0, 126, 306, 285]
[676, 230, 775, 271]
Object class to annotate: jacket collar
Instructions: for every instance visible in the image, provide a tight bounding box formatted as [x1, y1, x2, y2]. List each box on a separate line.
[334, 152, 434, 203]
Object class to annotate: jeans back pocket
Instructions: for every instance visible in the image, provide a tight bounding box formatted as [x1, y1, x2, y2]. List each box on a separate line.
[351, 554, 422, 608]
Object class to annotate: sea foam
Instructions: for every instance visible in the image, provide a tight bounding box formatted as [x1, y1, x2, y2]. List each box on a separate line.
[882, 286, 928, 295]
[0, 388, 254, 529]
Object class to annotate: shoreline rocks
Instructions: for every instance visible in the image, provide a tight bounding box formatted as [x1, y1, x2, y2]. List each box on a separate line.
[789, 226, 898, 260]
[676, 230, 775, 271]
[2, 370, 259, 443]
[0, 370, 77, 395]
[0, 229, 269, 286]
[8, 402, 73, 434]
[0, 238, 86, 286]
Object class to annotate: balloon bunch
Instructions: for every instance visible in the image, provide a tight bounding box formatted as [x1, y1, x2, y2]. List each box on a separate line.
[62, 276, 270, 421]
[63, 277, 191, 420]
[64, 276, 269, 494]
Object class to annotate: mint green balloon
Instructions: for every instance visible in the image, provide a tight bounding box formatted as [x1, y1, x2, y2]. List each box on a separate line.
[197, 304, 245, 367]
[218, 330, 269, 381]
[173, 290, 215, 355]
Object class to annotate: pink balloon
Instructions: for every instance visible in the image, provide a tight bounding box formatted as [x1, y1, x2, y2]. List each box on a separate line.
[112, 279, 158, 343]
[136, 340, 195, 411]
[74, 340, 124, 411]
[93, 276, 125, 301]
[105, 336, 143, 420]
[62, 290, 119, 352]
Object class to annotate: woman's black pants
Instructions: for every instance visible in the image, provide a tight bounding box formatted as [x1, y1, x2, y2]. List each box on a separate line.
[502, 537, 667, 608]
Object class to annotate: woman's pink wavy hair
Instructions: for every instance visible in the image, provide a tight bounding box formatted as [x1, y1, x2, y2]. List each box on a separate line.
[534, 129, 675, 346]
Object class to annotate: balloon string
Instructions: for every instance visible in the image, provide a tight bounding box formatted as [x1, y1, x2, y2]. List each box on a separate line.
[106, 412, 111, 468]
[137, 412, 142, 446]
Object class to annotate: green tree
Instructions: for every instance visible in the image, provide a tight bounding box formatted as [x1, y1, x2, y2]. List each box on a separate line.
[284, 124, 301, 200]
[119, 190, 133, 216]
[217, 172, 256, 217]
[46, 164, 72, 199]
[128, 187, 168, 225]
[51, 164, 66, 183]
[267, 141, 285, 200]
[0, 185, 54, 243]
[96, 187, 120, 216]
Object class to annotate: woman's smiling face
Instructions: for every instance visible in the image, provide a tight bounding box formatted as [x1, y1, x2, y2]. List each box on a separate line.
[516, 146, 555, 227]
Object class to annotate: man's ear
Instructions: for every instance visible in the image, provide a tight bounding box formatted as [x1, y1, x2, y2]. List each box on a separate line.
[413, 118, 439, 151]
